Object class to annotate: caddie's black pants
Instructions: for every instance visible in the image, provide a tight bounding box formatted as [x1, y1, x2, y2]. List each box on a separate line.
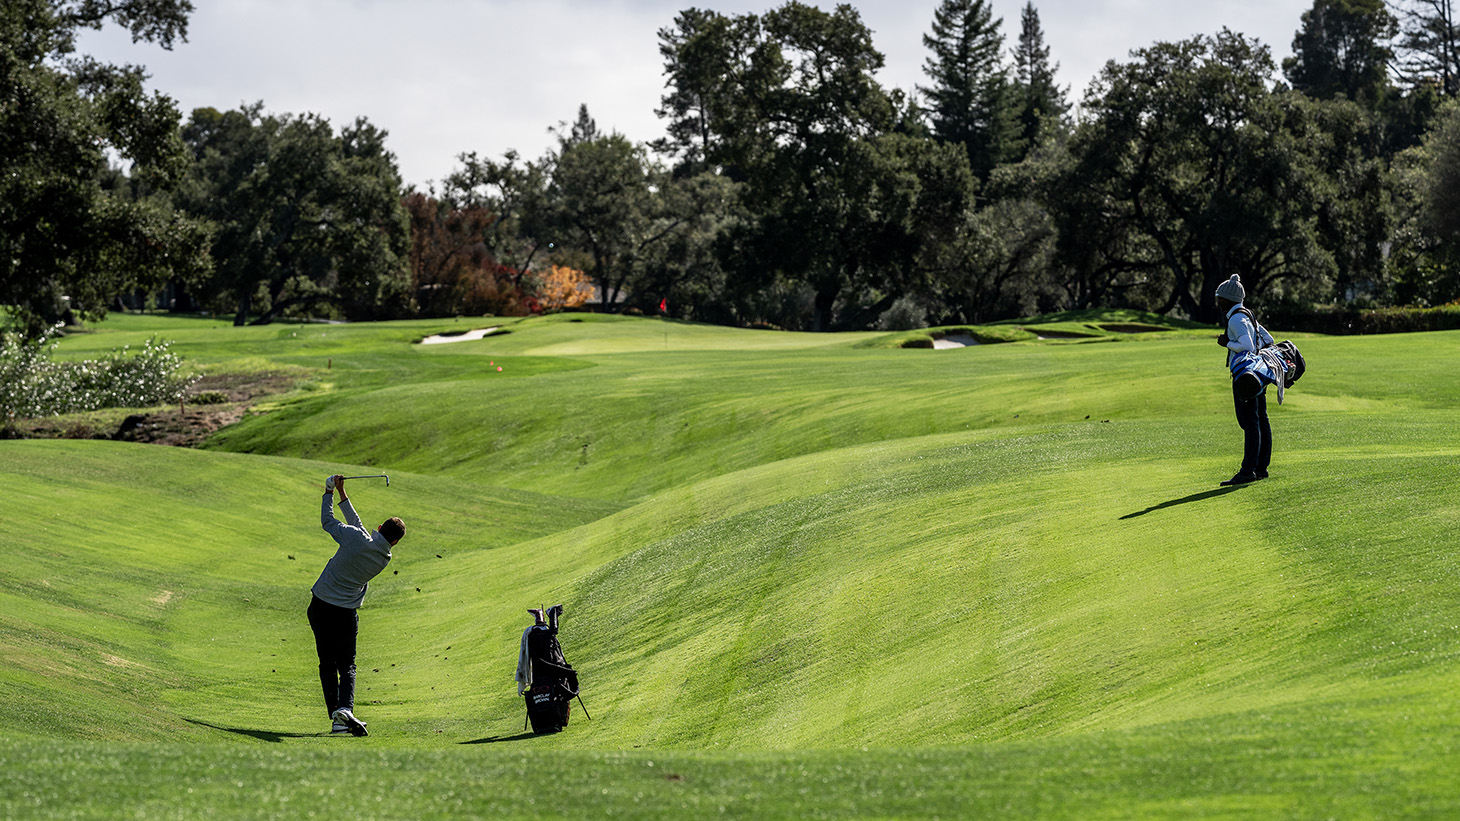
[306, 595, 358, 718]
[1233, 385, 1272, 475]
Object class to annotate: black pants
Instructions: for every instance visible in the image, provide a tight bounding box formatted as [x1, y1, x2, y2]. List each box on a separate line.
[306, 595, 358, 718]
[1233, 385, 1272, 475]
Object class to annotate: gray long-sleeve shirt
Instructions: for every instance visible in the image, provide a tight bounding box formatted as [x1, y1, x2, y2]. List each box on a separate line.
[312, 493, 393, 609]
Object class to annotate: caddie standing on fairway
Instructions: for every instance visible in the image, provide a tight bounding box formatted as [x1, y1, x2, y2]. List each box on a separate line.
[309, 474, 406, 736]
[1215, 274, 1275, 486]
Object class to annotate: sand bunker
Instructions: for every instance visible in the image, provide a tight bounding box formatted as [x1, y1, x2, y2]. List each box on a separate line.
[420, 327, 500, 345]
[933, 334, 979, 349]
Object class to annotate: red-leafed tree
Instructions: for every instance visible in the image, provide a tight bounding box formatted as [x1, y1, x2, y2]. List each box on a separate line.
[403, 192, 530, 317]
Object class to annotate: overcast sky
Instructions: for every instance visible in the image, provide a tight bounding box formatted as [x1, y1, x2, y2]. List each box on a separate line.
[76, 0, 1314, 190]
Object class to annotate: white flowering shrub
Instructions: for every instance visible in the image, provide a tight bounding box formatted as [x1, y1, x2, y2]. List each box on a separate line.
[1, 325, 197, 421]
[0, 327, 61, 421]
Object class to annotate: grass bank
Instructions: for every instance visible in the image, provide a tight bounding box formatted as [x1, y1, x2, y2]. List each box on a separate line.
[1, 311, 1457, 816]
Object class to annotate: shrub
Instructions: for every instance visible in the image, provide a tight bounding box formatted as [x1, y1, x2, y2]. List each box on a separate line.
[1, 326, 197, 420]
[877, 297, 928, 331]
[1262, 303, 1460, 334]
[0, 327, 59, 422]
[536, 265, 595, 312]
[188, 390, 231, 405]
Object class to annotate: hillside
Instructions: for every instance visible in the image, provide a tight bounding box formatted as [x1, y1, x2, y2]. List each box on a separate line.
[3, 312, 1459, 817]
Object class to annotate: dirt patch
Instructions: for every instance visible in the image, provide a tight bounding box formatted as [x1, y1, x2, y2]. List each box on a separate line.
[3, 370, 298, 448]
[188, 370, 298, 403]
[113, 371, 297, 447]
[112, 407, 248, 447]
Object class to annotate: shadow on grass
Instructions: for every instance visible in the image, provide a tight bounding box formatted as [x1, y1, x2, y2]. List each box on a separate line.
[184, 718, 325, 742]
[460, 732, 538, 745]
[1119, 485, 1247, 520]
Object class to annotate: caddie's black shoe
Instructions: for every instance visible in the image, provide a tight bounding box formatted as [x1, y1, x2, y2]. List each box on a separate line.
[1256, 469, 1269, 479]
[1220, 471, 1260, 486]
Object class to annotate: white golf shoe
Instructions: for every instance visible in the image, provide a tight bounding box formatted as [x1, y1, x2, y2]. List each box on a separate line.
[330, 708, 368, 737]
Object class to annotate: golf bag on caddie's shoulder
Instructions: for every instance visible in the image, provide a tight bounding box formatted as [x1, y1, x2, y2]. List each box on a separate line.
[1231, 308, 1308, 401]
[523, 618, 579, 734]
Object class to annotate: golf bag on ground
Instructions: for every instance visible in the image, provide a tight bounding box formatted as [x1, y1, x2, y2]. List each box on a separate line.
[523, 620, 579, 734]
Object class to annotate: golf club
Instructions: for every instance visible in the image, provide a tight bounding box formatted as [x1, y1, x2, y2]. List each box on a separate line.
[341, 474, 390, 486]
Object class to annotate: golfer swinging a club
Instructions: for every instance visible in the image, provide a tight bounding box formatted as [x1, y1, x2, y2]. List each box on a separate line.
[308, 474, 405, 736]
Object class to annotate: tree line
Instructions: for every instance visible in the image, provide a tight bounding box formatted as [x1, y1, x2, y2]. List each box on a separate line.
[4, 0, 1460, 338]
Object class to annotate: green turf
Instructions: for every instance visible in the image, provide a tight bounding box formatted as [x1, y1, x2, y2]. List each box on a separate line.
[3, 310, 1459, 817]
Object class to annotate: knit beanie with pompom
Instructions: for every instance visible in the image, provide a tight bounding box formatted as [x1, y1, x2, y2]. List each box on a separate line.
[1215, 274, 1245, 302]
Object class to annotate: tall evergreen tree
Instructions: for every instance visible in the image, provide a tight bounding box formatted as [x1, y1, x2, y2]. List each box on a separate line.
[653, 8, 731, 175]
[1011, 2, 1068, 155]
[1394, 0, 1460, 96]
[1420, 100, 1460, 239]
[919, 0, 1020, 181]
[1282, 0, 1397, 105]
[547, 104, 672, 311]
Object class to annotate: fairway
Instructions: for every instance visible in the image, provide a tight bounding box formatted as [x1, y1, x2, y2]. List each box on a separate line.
[3, 312, 1459, 818]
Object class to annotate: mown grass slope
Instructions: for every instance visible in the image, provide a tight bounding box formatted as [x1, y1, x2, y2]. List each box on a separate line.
[3, 311, 1459, 818]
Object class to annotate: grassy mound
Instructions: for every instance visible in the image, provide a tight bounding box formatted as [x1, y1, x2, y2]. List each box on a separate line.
[3, 311, 1459, 817]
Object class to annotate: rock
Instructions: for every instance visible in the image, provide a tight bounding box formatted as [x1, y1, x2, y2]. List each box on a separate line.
[115, 415, 148, 435]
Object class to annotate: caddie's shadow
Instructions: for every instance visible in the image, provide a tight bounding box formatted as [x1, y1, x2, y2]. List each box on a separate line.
[461, 732, 538, 745]
[184, 718, 322, 742]
[1119, 485, 1246, 520]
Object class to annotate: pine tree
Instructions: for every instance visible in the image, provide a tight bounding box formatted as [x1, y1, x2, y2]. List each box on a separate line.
[1011, 2, 1069, 154]
[918, 0, 1020, 180]
[1282, 0, 1397, 105]
[653, 8, 730, 174]
[1394, 0, 1460, 96]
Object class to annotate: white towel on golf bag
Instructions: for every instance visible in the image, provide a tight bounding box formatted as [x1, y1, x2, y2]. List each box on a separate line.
[516, 625, 546, 694]
[1258, 347, 1288, 404]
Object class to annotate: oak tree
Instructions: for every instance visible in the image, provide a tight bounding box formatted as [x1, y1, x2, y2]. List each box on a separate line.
[0, 0, 210, 337]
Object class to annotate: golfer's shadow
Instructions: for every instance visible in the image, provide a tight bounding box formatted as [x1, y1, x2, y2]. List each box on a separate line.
[1119, 485, 1246, 520]
[184, 718, 324, 742]
[461, 732, 537, 745]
